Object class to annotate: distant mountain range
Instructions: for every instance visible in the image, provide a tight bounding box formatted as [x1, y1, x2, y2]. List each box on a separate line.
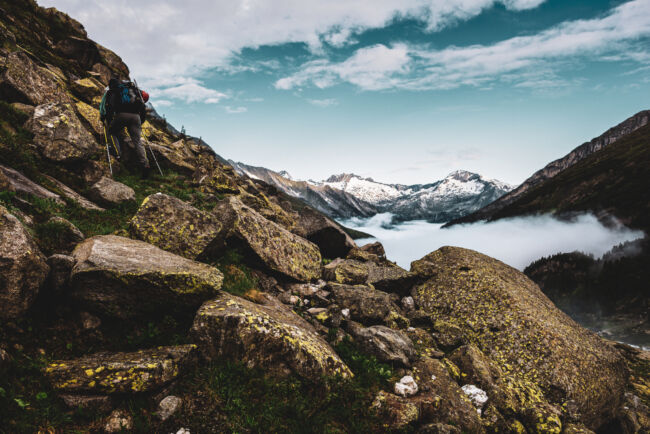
[229, 161, 514, 223]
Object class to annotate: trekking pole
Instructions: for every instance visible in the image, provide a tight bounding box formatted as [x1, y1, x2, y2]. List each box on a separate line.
[146, 139, 164, 177]
[102, 122, 113, 176]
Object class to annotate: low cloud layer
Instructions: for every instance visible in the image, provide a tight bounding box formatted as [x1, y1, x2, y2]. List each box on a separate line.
[340, 213, 645, 270]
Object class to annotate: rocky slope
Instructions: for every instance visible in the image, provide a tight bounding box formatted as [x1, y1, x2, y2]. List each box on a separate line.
[0, 1, 648, 433]
[447, 110, 650, 227]
[232, 161, 513, 222]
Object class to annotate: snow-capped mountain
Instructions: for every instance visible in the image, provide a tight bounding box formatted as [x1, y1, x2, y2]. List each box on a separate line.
[229, 161, 514, 223]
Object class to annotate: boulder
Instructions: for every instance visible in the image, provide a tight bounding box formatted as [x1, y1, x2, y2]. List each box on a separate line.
[411, 356, 484, 432]
[360, 241, 386, 259]
[333, 252, 417, 294]
[411, 246, 628, 431]
[148, 141, 197, 175]
[323, 258, 368, 285]
[193, 157, 240, 195]
[42, 175, 104, 211]
[292, 207, 356, 259]
[74, 100, 103, 136]
[87, 177, 136, 206]
[0, 51, 68, 105]
[96, 44, 130, 78]
[69, 235, 223, 318]
[347, 322, 417, 367]
[0, 169, 14, 192]
[129, 193, 221, 259]
[328, 283, 402, 325]
[45, 216, 84, 254]
[210, 197, 321, 282]
[27, 102, 98, 162]
[371, 390, 420, 429]
[104, 410, 133, 433]
[71, 78, 103, 101]
[0, 164, 64, 205]
[191, 292, 352, 382]
[0, 206, 49, 320]
[55, 36, 102, 70]
[44, 344, 196, 395]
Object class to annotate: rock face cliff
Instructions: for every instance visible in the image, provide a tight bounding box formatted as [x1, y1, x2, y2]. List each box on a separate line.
[448, 110, 650, 227]
[0, 1, 647, 432]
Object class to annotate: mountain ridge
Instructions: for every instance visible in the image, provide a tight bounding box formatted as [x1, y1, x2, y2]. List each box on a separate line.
[230, 161, 514, 223]
[447, 109, 650, 227]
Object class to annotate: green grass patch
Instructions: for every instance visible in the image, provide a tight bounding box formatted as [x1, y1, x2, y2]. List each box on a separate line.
[214, 250, 259, 296]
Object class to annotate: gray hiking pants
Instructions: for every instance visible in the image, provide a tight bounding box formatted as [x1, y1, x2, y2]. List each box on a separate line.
[109, 112, 149, 168]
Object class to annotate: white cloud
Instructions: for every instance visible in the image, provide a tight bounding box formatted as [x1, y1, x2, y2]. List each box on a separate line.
[276, 0, 650, 91]
[153, 99, 173, 107]
[225, 106, 248, 114]
[38, 0, 549, 87]
[154, 79, 228, 104]
[307, 98, 339, 107]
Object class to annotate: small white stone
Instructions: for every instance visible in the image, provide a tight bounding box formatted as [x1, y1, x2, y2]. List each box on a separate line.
[461, 384, 488, 410]
[401, 296, 415, 310]
[176, 429, 191, 434]
[394, 375, 418, 397]
[341, 308, 350, 319]
[104, 410, 133, 433]
[157, 395, 182, 421]
[407, 327, 416, 332]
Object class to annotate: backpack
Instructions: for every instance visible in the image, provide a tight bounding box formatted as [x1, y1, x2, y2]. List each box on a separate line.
[112, 81, 145, 114]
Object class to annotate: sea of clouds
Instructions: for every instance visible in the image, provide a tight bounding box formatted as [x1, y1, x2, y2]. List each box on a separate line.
[339, 213, 645, 270]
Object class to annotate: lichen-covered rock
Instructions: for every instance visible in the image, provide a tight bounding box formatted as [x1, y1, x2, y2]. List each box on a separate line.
[210, 196, 321, 282]
[0, 206, 49, 320]
[71, 77, 103, 101]
[193, 156, 240, 194]
[340, 250, 417, 294]
[88, 177, 136, 206]
[347, 322, 417, 367]
[44, 345, 196, 395]
[360, 241, 386, 259]
[292, 207, 356, 259]
[0, 164, 65, 205]
[371, 390, 420, 429]
[411, 246, 627, 431]
[0, 169, 14, 192]
[104, 409, 133, 433]
[129, 193, 222, 259]
[411, 356, 484, 432]
[55, 36, 102, 70]
[323, 259, 368, 285]
[328, 283, 402, 325]
[0, 51, 68, 105]
[148, 140, 197, 175]
[42, 175, 104, 211]
[191, 292, 352, 382]
[74, 100, 103, 136]
[27, 102, 98, 162]
[46, 216, 85, 254]
[70, 235, 223, 318]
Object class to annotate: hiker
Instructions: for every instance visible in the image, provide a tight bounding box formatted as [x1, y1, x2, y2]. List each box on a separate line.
[99, 78, 151, 178]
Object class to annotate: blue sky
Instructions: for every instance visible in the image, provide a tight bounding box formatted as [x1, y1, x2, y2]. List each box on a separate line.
[40, 0, 650, 185]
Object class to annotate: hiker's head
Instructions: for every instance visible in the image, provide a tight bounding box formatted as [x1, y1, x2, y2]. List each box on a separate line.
[108, 77, 120, 90]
